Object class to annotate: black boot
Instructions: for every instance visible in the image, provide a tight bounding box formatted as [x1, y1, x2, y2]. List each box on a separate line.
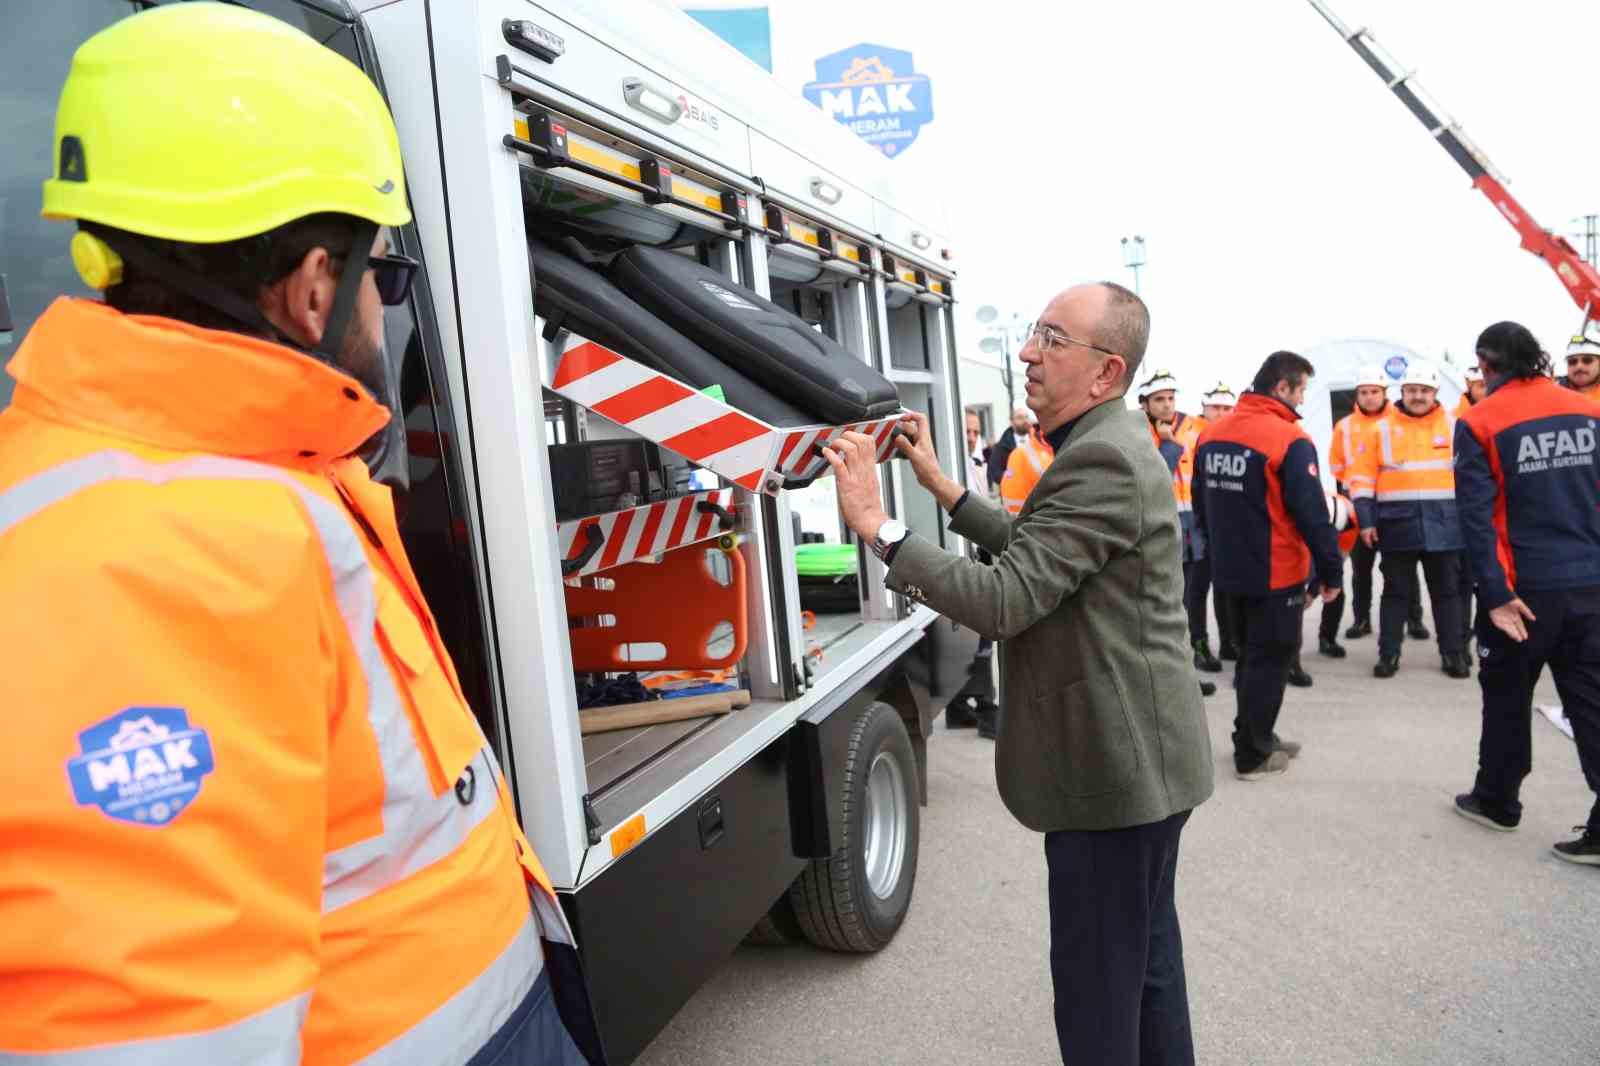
[1344, 618, 1372, 638]
[944, 695, 978, 729]
[1374, 655, 1400, 678]
[974, 702, 999, 739]
[1407, 619, 1431, 640]
[1318, 636, 1347, 659]
[1198, 679, 1217, 697]
[1218, 639, 1240, 661]
[1193, 638, 1222, 673]
[1287, 657, 1313, 688]
[1442, 652, 1471, 679]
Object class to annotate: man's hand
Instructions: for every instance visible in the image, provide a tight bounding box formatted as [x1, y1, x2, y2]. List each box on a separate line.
[891, 410, 968, 512]
[1321, 585, 1340, 604]
[1361, 527, 1379, 549]
[1489, 597, 1536, 643]
[894, 410, 942, 487]
[821, 431, 889, 541]
[1155, 419, 1176, 443]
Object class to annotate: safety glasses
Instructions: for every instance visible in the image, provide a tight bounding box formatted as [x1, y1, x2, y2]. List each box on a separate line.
[367, 252, 420, 306]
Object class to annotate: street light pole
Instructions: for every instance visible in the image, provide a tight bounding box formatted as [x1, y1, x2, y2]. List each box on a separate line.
[976, 307, 1025, 416]
[1121, 234, 1147, 296]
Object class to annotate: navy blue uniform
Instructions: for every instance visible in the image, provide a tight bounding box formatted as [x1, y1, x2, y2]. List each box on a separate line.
[1455, 376, 1600, 834]
[1194, 393, 1341, 772]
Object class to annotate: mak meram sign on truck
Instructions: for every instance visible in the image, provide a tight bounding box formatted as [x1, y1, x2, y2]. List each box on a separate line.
[803, 43, 934, 158]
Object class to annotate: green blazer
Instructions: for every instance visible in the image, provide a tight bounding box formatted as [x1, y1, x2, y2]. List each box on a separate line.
[888, 399, 1214, 832]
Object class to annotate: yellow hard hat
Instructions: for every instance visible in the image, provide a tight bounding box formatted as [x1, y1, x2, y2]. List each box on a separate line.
[41, 2, 410, 244]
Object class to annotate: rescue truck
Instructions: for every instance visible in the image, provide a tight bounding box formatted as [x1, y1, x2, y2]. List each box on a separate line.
[0, 1, 970, 1061]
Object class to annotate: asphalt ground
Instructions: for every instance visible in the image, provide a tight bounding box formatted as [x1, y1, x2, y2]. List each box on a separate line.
[637, 599, 1600, 1066]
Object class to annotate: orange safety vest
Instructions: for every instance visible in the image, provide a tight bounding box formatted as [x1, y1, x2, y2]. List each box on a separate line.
[1346, 400, 1459, 552]
[1560, 375, 1600, 404]
[1000, 429, 1054, 514]
[1170, 413, 1206, 515]
[0, 300, 585, 1064]
[1453, 394, 1474, 421]
[1328, 405, 1386, 488]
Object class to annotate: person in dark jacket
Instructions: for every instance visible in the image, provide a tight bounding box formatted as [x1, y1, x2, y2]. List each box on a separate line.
[1451, 322, 1600, 865]
[1194, 351, 1342, 780]
[986, 407, 1033, 490]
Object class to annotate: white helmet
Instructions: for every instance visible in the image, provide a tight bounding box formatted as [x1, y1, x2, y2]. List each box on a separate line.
[1400, 361, 1439, 390]
[1464, 363, 1484, 384]
[1201, 381, 1237, 406]
[1137, 368, 1179, 401]
[1355, 364, 1389, 389]
[1567, 321, 1600, 359]
[1325, 492, 1354, 532]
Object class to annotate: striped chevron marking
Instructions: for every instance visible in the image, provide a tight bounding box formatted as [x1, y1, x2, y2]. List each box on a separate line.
[774, 416, 903, 481]
[551, 340, 773, 491]
[558, 488, 736, 577]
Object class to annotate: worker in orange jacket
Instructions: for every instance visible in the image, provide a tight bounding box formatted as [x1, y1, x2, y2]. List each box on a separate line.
[0, 7, 601, 1064]
[1347, 361, 1470, 681]
[1139, 369, 1225, 695]
[1560, 324, 1600, 403]
[1454, 362, 1486, 419]
[999, 417, 1054, 514]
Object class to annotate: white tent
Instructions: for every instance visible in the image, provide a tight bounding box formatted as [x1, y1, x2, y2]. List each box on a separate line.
[1299, 338, 1465, 492]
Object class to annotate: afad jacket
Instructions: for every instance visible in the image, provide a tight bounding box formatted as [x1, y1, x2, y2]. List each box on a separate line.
[1192, 392, 1342, 597]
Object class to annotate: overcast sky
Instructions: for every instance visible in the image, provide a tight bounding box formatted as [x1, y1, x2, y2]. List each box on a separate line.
[709, 0, 1600, 410]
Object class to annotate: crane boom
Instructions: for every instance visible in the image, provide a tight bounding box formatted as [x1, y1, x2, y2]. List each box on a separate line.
[1307, 0, 1600, 322]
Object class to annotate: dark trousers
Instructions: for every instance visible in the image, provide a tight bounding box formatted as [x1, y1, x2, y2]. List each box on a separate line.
[1319, 582, 1345, 642]
[1378, 550, 1463, 659]
[1181, 558, 1231, 645]
[1349, 537, 1376, 622]
[1348, 540, 1424, 627]
[1046, 810, 1194, 1066]
[1227, 592, 1304, 770]
[1471, 587, 1600, 833]
[1457, 550, 1476, 648]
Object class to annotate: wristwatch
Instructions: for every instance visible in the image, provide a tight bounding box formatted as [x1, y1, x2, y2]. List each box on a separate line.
[870, 519, 908, 561]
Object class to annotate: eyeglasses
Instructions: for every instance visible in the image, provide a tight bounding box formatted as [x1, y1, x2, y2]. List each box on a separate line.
[367, 252, 420, 306]
[1567, 354, 1598, 366]
[1027, 321, 1120, 358]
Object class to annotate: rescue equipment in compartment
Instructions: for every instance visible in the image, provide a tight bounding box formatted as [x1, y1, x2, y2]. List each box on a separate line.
[565, 541, 749, 671]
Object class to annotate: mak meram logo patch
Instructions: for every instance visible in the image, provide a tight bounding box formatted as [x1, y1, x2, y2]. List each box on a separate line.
[66, 707, 215, 827]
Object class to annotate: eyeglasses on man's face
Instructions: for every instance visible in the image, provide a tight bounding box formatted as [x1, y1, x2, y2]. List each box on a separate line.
[1026, 321, 1119, 358]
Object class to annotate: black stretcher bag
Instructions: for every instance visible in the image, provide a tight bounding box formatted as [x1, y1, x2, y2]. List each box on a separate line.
[529, 240, 813, 429]
[608, 245, 901, 426]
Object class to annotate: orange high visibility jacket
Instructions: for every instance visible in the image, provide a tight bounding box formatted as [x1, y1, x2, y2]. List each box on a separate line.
[1000, 429, 1053, 514]
[1346, 400, 1461, 553]
[1453, 394, 1475, 421]
[1559, 374, 1600, 404]
[1150, 414, 1206, 561]
[0, 300, 596, 1065]
[1328, 404, 1386, 490]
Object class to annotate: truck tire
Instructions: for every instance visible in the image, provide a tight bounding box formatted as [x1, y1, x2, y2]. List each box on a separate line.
[743, 893, 803, 946]
[789, 702, 919, 952]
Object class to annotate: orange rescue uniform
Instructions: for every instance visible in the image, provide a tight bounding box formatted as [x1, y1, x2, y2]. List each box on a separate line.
[0, 300, 592, 1065]
[1000, 428, 1054, 514]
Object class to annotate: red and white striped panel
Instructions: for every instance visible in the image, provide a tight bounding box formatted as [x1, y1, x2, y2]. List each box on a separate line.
[558, 488, 735, 577]
[772, 417, 903, 482]
[550, 339, 774, 492]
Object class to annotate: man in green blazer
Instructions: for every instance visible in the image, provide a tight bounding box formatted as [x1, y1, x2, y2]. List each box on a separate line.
[824, 281, 1213, 1066]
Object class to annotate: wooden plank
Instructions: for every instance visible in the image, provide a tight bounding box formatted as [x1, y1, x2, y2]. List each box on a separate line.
[579, 689, 752, 736]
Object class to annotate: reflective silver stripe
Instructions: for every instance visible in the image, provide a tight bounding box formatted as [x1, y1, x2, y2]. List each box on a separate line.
[531, 887, 576, 948]
[1338, 417, 1352, 470]
[0, 451, 497, 917]
[0, 993, 308, 1066]
[1020, 440, 1047, 476]
[1380, 458, 1454, 472]
[1377, 420, 1394, 465]
[1375, 488, 1456, 501]
[1348, 488, 1375, 500]
[1175, 500, 1193, 513]
[355, 914, 542, 1066]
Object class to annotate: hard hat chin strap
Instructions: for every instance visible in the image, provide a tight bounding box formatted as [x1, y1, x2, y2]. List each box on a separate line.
[82, 221, 375, 373]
